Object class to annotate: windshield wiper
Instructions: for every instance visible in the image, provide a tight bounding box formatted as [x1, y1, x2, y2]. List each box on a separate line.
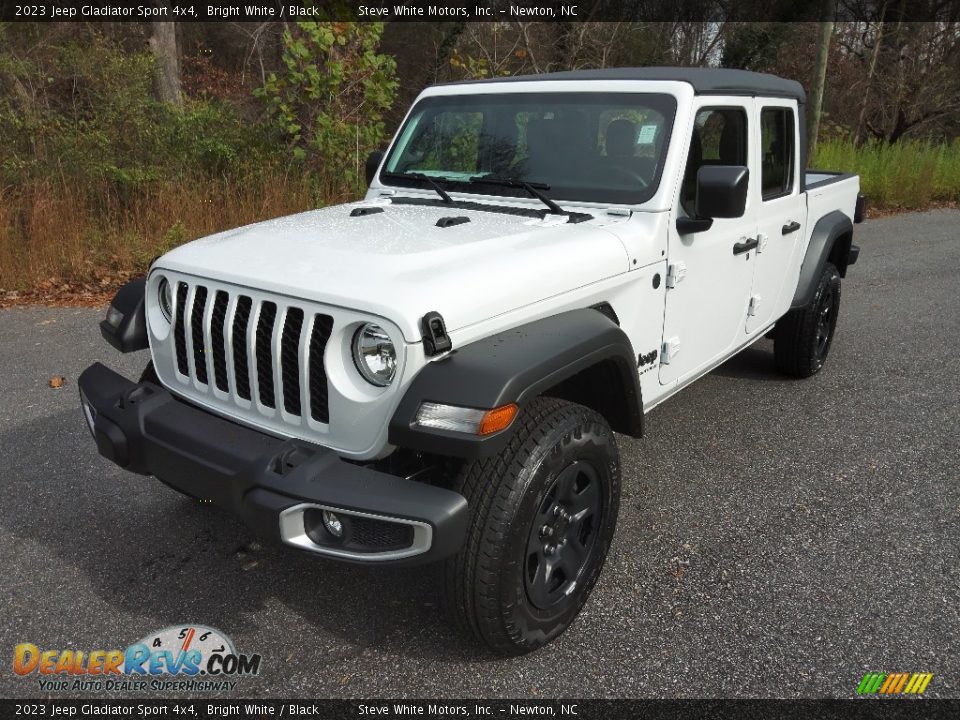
[381, 171, 452, 204]
[467, 176, 565, 215]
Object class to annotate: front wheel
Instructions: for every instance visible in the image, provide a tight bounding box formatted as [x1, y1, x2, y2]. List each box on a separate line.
[774, 263, 842, 378]
[442, 398, 621, 655]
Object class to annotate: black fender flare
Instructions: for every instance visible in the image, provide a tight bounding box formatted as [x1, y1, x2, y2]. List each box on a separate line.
[389, 309, 643, 459]
[791, 210, 853, 309]
[100, 278, 148, 352]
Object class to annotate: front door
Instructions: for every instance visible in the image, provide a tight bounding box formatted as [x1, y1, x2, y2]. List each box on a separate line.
[660, 101, 758, 385]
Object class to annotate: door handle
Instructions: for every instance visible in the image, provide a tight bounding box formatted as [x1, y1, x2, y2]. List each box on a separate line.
[782, 221, 801, 235]
[733, 237, 759, 255]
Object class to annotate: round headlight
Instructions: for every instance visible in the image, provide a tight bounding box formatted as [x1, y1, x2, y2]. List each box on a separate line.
[157, 277, 173, 323]
[352, 323, 396, 387]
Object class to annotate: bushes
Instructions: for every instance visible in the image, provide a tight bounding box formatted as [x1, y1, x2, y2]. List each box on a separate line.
[0, 32, 322, 292]
[813, 139, 960, 211]
[0, 26, 402, 293]
[255, 22, 397, 192]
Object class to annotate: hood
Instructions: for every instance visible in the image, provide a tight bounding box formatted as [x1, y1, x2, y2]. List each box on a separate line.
[157, 198, 630, 342]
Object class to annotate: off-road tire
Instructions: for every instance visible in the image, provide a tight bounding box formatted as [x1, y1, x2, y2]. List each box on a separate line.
[774, 262, 841, 378]
[442, 397, 621, 655]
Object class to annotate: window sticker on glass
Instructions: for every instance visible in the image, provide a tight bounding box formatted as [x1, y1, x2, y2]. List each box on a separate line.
[637, 125, 657, 144]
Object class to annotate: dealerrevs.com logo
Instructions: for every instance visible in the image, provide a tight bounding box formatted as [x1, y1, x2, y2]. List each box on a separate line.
[13, 624, 261, 693]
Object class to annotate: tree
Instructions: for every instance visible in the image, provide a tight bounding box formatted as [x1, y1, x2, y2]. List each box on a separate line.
[148, 16, 182, 106]
[808, 0, 835, 157]
[256, 22, 397, 191]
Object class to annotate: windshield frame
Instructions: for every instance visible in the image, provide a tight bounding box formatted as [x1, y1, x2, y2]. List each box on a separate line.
[379, 90, 678, 207]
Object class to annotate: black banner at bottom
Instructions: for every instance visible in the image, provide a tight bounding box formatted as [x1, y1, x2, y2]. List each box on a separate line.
[3, 699, 960, 720]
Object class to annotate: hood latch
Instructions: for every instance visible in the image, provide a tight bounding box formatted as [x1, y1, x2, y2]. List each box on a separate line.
[421, 311, 452, 356]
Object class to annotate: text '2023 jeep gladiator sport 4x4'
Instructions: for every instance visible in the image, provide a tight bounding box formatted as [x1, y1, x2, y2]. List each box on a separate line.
[80, 68, 863, 655]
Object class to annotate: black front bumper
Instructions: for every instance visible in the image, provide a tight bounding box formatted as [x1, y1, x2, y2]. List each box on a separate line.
[77, 363, 468, 565]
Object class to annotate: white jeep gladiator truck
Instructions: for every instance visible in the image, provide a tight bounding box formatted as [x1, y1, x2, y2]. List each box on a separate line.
[79, 68, 863, 655]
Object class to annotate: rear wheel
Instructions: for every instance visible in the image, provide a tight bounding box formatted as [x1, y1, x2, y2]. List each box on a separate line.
[774, 263, 841, 378]
[442, 397, 620, 655]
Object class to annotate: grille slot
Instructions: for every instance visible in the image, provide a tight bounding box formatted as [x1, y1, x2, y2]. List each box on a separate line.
[164, 279, 333, 428]
[255, 301, 278, 408]
[309, 314, 334, 424]
[232, 296, 253, 400]
[191, 286, 209, 385]
[210, 291, 229, 392]
[281, 307, 304, 415]
[174, 283, 189, 376]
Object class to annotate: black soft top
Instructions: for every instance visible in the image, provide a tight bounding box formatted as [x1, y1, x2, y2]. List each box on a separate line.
[443, 67, 805, 103]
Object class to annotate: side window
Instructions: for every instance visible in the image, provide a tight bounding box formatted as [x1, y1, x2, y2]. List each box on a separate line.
[760, 107, 795, 199]
[681, 107, 748, 215]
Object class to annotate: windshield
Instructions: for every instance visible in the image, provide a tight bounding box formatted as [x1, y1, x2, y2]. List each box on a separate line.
[382, 91, 677, 205]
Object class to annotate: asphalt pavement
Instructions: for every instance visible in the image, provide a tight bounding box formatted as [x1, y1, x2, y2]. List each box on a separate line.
[0, 209, 957, 699]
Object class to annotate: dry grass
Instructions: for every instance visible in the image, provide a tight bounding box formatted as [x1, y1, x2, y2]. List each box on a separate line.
[0, 169, 351, 296]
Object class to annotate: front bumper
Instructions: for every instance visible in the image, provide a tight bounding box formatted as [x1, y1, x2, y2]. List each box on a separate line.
[77, 363, 468, 565]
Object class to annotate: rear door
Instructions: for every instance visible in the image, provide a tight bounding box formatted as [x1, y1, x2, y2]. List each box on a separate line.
[659, 99, 757, 385]
[745, 101, 805, 334]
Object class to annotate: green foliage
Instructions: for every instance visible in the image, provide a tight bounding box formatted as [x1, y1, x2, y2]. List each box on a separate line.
[0, 33, 278, 194]
[814, 139, 960, 210]
[256, 22, 397, 191]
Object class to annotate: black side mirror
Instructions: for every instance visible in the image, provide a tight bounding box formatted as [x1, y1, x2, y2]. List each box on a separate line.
[697, 165, 749, 218]
[365, 150, 385, 187]
[677, 165, 749, 235]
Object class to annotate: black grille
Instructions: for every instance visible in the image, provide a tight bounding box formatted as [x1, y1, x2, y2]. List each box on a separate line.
[350, 516, 414, 551]
[255, 301, 277, 408]
[280, 308, 304, 415]
[167, 283, 332, 424]
[309, 314, 333, 423]
[210, 291, 229, 392]
[174, 283, 189, 376]
[190, 286, 209, 384]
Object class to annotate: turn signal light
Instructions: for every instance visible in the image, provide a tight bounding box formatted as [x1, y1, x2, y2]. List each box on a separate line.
[478, 404, 518, 435]
[415, 401, 519, 436]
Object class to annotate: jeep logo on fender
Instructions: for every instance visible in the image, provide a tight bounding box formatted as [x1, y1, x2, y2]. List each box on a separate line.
[638, 349, 658, 367]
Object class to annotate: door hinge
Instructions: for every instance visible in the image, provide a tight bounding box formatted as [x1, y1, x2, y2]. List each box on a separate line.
[757, 233, 768, 254]
[665, 262, 687, 289]
[748, 295, 762, 316]
[661, 337, 681, 364]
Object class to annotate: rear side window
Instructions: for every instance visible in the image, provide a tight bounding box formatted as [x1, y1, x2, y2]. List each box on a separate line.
[760, 107, 795, 199]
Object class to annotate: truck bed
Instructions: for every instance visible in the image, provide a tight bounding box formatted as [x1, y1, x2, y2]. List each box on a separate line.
[806, 170, 860, 227]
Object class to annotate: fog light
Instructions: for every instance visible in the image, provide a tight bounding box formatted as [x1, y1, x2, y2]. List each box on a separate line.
[322, 510, 344, 538]
[79, 390, 97, 437]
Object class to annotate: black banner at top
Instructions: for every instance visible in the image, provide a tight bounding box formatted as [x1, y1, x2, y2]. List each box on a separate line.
[0, 0, 955, 23]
